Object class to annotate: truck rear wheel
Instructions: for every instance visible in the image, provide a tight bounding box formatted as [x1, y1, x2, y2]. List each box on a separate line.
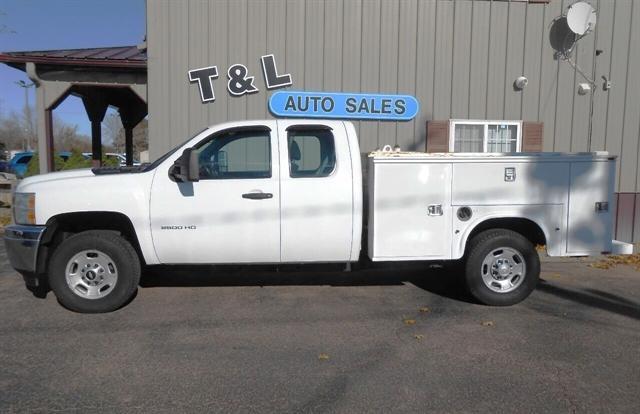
[48, 231, 140, 313]
[464, 229, 539, 306]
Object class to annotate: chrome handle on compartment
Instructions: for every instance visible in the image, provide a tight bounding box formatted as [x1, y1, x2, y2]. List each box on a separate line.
[427, 204, 443, 216]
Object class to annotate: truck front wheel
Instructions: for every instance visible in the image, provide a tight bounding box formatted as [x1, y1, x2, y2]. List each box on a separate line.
[48, 231, 141, 313]
[464, 229, 540, 306]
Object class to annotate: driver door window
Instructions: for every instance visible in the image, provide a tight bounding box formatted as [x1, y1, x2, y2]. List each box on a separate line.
[195, 130, 271, 179]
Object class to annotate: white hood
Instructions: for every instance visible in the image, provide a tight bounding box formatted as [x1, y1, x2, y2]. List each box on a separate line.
[17, 169, 95, 191]
[16, 167, 157, 227]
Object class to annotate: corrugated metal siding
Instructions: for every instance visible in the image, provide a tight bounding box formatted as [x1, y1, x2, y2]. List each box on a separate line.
[148, 0, 640, 195]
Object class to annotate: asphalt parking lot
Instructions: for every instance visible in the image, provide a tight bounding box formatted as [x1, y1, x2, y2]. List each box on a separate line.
[1, 244, 639, 413]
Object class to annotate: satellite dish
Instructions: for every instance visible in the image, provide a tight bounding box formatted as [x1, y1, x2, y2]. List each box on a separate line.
[566, 2, 597, 36]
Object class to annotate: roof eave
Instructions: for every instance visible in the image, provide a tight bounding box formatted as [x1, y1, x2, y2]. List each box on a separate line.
[0, 54, 147, 70]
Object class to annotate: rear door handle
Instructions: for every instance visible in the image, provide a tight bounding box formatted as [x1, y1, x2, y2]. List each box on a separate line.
[242, 192, 273, 200]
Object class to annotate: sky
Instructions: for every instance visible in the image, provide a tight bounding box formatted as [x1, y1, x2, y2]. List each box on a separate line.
[0, 0, 146, 136]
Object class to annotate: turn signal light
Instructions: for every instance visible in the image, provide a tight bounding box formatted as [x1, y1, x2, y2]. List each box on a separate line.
[13, 192, 36, 225]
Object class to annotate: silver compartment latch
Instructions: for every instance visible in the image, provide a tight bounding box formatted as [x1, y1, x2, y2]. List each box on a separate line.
[427, 204, 443, 216]
[595, 201, 609, 213]
[504, 167, 516, 182]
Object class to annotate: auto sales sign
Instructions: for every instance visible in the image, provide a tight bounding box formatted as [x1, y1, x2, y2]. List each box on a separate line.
[188, 54, 419, 122]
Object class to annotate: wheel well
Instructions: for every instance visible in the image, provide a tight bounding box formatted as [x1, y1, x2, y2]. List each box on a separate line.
[38, 212, 144, 273]
[466, 218, 547, 248]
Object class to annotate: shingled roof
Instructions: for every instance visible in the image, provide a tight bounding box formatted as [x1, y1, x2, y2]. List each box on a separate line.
[0, 45, 147, 69]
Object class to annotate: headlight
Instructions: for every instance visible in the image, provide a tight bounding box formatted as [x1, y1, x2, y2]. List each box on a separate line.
[13, 192, 36, 225]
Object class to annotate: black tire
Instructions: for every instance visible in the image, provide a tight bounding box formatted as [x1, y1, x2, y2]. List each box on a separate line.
[48, 231, 141, 313]
[464, 229, 539, 306]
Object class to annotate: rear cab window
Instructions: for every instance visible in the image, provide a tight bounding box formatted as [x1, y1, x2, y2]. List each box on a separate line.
[287, 127, 336, 178]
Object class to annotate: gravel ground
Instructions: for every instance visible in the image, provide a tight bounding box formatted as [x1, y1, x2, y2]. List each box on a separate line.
[0, 243, 639, 413]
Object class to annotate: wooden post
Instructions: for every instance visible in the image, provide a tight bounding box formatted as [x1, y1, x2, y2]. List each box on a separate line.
[81, 91, 109, 168]
[119, 99, 147, 166]
[91, 120, 102, 168]
[44, 109, 54, 171]
[125, 127, 133, 166]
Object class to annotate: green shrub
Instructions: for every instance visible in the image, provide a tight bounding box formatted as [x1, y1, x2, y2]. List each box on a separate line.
[25, 153, 65, 177]
[25, 149, 122, 177]
[102, 153, 120, 167]
[60, 149, 91, 170]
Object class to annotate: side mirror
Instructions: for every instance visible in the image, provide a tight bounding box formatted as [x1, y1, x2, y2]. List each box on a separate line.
[169, 148, 200, 182]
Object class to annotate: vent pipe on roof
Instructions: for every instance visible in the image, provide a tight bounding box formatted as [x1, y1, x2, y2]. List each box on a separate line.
[137, 35, 147, 52]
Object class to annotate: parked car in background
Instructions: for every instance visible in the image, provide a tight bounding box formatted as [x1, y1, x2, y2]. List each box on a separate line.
[83, 152, 140, 167]
[8, 152, 34, 178]
[8, 151, 75, 178]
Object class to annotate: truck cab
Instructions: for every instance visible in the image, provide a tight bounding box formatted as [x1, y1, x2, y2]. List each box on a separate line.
[149, 119, 362, 264]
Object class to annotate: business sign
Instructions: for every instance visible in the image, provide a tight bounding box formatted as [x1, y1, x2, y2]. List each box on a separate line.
[188, 54, 292, 103]
[188, 54, 420, 122]
[269, 91, 419, 121]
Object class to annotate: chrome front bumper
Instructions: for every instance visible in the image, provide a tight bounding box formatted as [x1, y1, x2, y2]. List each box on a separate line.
[3, 224, 46, 273]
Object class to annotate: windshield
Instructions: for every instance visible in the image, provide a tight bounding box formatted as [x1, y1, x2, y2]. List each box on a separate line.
[142, 127, 209, 172]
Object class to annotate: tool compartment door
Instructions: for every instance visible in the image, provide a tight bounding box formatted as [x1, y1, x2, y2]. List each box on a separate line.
[566, 160, 614, 254]
[369, 162, 452, 260]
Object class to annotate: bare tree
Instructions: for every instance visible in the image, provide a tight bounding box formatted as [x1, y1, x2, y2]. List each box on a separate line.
[0, 108, 96, 153]
[53, 120, 91, 152]
[0, 110, 27, 150]
[104, 113, 148, 158]
[104, 113, 125, 151]
[0, 103, 37, 151]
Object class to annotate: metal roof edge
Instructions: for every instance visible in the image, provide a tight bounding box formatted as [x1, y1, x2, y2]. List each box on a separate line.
[0, 53, 147, 69]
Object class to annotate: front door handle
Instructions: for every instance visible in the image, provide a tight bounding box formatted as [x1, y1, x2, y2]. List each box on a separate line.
[242, 192, 273, 200]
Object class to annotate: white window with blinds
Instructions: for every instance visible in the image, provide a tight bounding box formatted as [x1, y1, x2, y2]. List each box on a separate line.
[449, 120, 522, 153]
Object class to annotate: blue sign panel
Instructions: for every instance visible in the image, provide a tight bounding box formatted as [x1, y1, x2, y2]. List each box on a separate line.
[269, 91, 419, 121]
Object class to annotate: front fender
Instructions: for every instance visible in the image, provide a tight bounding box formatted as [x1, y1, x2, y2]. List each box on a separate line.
[19, 170, 160, 265]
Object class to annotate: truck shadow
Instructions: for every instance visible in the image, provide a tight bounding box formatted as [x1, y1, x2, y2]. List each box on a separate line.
[536, 280, 640, 321]
[139, 264, 475, 304]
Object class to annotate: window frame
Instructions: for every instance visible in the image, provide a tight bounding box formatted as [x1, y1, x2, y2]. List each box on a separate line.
[286, 127, 337, 179]
[193, 125, 273, 180]
[448, 119, 522, 153]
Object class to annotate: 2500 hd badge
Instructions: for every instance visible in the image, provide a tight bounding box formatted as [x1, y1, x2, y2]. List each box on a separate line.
[160, 225, 197, 230]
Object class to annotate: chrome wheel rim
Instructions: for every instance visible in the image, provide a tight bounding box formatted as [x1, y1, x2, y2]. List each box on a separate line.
[65, 250, 118, 299]
[480, 247, 526, 293]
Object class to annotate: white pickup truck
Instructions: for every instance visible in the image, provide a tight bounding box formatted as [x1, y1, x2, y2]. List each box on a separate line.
[4, 119, 632, 313]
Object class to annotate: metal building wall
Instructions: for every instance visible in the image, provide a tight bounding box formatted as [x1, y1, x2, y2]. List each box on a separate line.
[147, 0, 640, 237]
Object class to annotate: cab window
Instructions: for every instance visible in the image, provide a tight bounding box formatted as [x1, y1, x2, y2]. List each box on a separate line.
[195, 129, 271, 179]
[287, 128, 336, 178]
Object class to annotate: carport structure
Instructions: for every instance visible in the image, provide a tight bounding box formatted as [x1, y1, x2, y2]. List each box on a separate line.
[0, 46, 147, 172]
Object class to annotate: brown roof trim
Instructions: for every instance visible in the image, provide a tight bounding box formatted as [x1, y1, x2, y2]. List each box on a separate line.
[0, 53, 146, 69]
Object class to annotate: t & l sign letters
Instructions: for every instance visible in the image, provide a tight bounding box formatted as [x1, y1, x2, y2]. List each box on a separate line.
[188, 54, 292, 103]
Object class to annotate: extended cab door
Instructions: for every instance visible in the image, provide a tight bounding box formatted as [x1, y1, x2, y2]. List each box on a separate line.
[277, 120, 355, 262]
[149, 122, 281, 264]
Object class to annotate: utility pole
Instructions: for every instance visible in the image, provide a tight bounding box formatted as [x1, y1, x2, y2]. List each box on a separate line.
[15, 80, 35, 151]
